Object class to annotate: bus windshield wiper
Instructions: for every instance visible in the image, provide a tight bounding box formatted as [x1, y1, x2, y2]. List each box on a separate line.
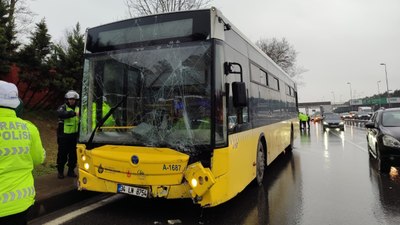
[86, 95, 128, 149]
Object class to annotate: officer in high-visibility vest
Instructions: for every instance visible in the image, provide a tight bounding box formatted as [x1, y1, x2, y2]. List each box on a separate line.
[56, 90, 80, 179]
[298, 112, 308, 130]
[0, 81, 45, 225]
[80, 99, 116, 134]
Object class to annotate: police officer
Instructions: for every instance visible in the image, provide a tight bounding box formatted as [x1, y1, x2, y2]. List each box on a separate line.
[298, 112, 308, 130]
[57, 90, 80, 179]
[0, 81, 46, 225]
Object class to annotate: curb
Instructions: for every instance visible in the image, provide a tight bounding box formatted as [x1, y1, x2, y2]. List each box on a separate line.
[28, 173, 98, 221]
[28, 189, 99, 220]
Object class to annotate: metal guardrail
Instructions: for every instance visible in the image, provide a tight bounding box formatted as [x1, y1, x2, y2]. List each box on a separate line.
[344, 119, 368, 128]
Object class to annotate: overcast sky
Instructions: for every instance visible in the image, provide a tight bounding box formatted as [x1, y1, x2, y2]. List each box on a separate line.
[29, 0, 400, 103]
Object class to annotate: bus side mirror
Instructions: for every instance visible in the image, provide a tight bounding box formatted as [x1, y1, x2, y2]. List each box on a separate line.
[225, 61, 246, 107]
[232, 82, 246, 107]
[224, 62, 242, 78]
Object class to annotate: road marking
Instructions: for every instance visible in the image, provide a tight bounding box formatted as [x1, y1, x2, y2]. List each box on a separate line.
[330, 129, 368, 153]
[42, 194, 124, 225]
[344, 138, 368, 153]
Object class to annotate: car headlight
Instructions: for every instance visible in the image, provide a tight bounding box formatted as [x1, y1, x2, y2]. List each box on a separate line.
[323, 121, 328, 125]
[339, 121, 344, 125]
[382, 135, 400, 148]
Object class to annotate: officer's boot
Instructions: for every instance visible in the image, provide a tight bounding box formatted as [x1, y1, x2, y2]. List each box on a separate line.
[57, 166, 65, 179]
[67, 168, 77, 178]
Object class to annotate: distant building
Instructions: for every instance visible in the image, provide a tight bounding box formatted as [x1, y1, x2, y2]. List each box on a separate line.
[299, 101, 331, 114]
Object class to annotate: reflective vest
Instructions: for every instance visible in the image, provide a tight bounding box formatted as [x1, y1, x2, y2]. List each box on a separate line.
[81, 103, 115, 133]
[299, 113, 308, 122]
[0, 108, 46, 217]
[63, 106, 79, 134]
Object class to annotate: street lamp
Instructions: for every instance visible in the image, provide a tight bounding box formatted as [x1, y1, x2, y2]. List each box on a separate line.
[377, 80, 381, 96]
[347, 82, 352, 107]
[377, 80, 381, 108]
[380, 63, 390, 99]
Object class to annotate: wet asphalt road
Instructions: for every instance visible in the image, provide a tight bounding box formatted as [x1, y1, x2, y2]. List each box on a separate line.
[33, 122, 400, 225]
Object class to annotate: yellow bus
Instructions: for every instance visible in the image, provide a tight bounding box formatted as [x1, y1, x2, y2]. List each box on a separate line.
[77, 7, 299, 207]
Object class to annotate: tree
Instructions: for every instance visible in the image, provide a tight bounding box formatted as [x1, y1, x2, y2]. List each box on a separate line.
[255, 37, 308, 80]
[17, 18, 52, 107]
[125, 0, 212, 17]
[34, 22, 85, 110]
[6, 0, 34, 43]
[0, 0, 20, 77]
[4, 0, 20, 50]
[0, 0, 10, 76]
[53, 23, 85, 92]
[255, 38, 297, 73]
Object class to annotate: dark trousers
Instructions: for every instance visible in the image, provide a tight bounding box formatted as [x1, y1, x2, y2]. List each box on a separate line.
[301, 121, 307, 129]
[57, 134, 78, 173]
[0, 208, 29, 225]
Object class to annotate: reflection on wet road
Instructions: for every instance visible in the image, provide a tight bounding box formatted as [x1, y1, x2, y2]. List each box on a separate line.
[287, 123, 400, 225]
[53, 123, 400, 225]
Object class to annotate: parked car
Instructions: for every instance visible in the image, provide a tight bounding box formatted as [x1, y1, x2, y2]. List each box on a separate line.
[322, 113, 345, 131]
[340, 112, 352, 119]
[355, 112, 371, 120]
[311, 113, 322, 122]
[349, 111, 358, 119]
[365, 108, 400, 173]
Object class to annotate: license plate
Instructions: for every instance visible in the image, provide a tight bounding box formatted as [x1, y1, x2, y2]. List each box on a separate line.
[117, 184, 148, 198]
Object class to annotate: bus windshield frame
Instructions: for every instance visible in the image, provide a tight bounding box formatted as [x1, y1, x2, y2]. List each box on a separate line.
[86, 10, 210, 53]
[79, 40, 215, 153]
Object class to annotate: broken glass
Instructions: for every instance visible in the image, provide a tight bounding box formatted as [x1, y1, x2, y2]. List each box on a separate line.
[79, 41, 212, 154]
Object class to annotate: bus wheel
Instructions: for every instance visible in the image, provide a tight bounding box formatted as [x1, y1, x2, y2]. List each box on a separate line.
[286, 126, 294, 152]
[256, 141, 266, 186]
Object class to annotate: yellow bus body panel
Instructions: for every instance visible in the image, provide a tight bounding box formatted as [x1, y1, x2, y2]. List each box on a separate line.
[78, 168, 192, 199]
[77, 145, 189, 186]
[77, 118, 298, 207]
[197, 118, 297, 207]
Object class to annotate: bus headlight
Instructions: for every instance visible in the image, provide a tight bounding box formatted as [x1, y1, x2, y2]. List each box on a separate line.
[81, 155, 86, 161]
[191, 178, 198, 188]
[84, 163, 90, 170]
[184, 162, 216, 198]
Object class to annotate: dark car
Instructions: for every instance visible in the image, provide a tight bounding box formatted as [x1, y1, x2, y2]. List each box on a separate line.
[322, 113, 345, 131]
[365, 108, 400, 173]
[340, 112, 352, 119]
[355, 112, 371, 120]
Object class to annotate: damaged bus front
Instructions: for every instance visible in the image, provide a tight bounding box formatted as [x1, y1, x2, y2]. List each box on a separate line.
[76, 7, 298, 208]
[77, 9, 226, 207]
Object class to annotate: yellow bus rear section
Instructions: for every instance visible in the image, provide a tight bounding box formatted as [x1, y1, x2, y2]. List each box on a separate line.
[77, 118, 298, 207]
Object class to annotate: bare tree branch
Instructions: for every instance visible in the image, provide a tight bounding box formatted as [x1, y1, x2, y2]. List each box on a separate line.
[7, 0, 35, 43]
[255, 37, 305, 78]
[125, 0, 212, 17]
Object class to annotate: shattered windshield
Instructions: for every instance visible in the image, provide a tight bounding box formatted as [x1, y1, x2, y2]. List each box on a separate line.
[79, 42, 212, 152]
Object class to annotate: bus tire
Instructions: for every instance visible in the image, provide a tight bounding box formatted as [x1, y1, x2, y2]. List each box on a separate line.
[286, 124, 294, 152]
[256, 141, 266, 186]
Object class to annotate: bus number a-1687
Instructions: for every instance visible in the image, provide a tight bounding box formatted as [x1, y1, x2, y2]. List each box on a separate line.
[163, 164, 181, 171]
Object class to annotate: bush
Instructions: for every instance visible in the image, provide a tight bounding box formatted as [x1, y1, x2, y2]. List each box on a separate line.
[22, 110, 58, 177]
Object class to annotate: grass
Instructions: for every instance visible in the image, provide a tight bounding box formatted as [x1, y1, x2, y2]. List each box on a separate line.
[22, 110, 59, 177]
